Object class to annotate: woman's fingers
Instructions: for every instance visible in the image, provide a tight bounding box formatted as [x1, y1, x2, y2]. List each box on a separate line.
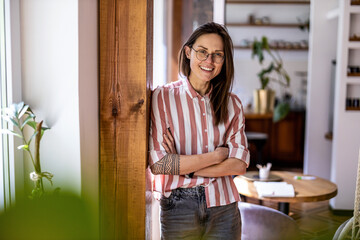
[162, 142, 171, 153]
[164, 133, 173, 147]
[166, 128, 174, 142]
[163, 130, 176, 154]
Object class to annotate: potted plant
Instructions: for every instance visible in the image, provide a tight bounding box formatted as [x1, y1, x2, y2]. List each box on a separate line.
[1, 102, 55, 199]
[251, 36, 291, 122]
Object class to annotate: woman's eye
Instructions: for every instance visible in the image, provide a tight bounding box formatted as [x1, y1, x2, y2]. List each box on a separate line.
[199, 50, 207, 55]
[215, 53, 224, 58]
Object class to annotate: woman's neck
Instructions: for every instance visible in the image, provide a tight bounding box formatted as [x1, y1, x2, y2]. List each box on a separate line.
[189, 78, 210, 97]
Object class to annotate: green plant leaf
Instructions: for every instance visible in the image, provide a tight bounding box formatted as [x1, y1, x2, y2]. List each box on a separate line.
[273, 103, 290, 123]
[21, 115, 34, 130]
[27, 121, 37, 130]
[40, 127, 50, 138]
[15, 102, 24, 118]
[18, 104, 29, 119]
[28, 131, 39, 144]
[285, 73, 290, 86]
[261, 77, 269, 90]
[261, 36, 269, 50]
[252, 38, 265, 63]
[2, 115, 20, 128]
[0, 129, 23, 139]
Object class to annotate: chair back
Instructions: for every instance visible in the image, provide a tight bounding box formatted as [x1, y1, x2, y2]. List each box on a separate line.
[238, 202, 301, 240]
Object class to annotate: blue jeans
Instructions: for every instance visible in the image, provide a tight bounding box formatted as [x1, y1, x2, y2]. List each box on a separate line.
[160, 186, 241, 240]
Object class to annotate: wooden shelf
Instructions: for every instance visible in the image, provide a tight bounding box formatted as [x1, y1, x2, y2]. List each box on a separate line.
[226, 0, 310, 4]
[226, 23, 304, 28]
[234, 46, 308, 51]
[351, 0, 360, 5]
[346, 106, 360, 111]
[348, 73, 360, 77]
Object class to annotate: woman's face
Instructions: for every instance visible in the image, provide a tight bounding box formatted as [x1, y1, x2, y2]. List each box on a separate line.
[185, 33, 224, 86]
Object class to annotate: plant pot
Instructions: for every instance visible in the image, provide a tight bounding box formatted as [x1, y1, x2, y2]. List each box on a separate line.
[253, 89, 275, 114]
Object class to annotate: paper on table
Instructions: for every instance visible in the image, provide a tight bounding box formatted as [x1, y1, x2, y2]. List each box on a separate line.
[254, 181, 295, 198]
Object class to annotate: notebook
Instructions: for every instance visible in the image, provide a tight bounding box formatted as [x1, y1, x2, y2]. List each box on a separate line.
[254, 181, 295, 198]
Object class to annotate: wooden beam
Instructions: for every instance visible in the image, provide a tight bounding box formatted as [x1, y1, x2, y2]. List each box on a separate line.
[99, 0, 153, 239]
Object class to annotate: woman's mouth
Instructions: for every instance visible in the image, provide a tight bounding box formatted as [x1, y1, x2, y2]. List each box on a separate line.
[200, 66, 214, 72]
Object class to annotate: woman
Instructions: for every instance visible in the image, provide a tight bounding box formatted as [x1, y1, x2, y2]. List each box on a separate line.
[149, 22, 249, 240]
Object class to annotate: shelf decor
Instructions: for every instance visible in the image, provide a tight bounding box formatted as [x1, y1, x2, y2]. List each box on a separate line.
[252, 36, 291, 122]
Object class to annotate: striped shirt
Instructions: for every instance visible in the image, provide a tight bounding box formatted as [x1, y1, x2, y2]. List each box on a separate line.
[149, 78, 250, 208]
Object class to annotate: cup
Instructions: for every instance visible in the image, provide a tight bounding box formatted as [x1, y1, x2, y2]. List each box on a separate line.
[259, 168, 270, 180]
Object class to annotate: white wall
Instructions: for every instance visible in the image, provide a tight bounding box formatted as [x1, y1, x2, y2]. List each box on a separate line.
[153, 0, 167, 88]
[20, 0, 98, 221]
[330, 0, 360, 210]
[304, 0, 338, 179]
[21, 0, 81, 193]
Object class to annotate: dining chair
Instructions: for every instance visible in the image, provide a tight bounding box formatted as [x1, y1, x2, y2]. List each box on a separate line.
[238, 202, 301, 240]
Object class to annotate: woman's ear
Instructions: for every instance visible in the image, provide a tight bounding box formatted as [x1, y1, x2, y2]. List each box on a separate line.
[184, 46, 191, 59]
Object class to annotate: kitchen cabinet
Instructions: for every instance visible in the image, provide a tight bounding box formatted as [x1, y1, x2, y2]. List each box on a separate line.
[245, 111, 305, 168]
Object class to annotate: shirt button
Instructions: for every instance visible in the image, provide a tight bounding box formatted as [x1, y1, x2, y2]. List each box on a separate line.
[202, 113, 205, 116]
[205, 129, 208, 132]
[201, 98, 205, 101]
[205, 145, 208, 148]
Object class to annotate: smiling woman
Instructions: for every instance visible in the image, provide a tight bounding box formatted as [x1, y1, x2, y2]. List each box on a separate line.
[149, 22, 249, 240]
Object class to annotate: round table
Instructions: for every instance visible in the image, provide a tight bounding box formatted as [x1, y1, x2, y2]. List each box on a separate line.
[234, 171, 338, 214]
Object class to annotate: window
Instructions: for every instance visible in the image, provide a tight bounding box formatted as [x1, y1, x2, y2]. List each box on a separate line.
[0, 0, 9, 213]
[0, 0, 21, 212]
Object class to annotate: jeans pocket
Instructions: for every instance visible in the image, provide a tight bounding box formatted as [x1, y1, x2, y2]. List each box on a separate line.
[160, 196, 175, 212]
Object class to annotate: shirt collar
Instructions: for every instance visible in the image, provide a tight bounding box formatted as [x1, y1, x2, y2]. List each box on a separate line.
[185, 78, 213, 99]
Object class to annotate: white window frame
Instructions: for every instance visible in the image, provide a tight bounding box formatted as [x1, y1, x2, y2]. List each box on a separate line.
[0, 0, 22, 212]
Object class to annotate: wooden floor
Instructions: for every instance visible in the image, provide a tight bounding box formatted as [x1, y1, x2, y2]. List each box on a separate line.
[246, 196, 352, 240]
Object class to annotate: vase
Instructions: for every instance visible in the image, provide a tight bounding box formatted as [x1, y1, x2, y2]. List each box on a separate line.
[253, 89, 275, 114]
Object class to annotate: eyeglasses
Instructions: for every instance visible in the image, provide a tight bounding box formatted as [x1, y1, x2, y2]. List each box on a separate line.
[191, 48, 225, 64]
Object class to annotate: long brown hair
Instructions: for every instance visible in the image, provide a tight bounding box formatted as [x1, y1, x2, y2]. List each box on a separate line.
[178, 22, 234, 125]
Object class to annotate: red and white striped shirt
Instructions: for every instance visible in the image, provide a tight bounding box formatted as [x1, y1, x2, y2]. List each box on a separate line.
[149, 78, 250, 208]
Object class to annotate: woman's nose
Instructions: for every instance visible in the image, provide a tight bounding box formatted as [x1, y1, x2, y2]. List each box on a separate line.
[204, 54, 214, 63]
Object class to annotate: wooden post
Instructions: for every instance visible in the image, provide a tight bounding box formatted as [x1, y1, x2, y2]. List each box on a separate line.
[99, 0, 153, 239]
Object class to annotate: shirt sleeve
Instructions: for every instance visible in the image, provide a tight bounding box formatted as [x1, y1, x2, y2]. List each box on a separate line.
[226, 94, 250, 167]
[148, 87, 168, 166]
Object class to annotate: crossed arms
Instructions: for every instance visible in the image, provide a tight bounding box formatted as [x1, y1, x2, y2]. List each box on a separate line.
[150, 129, 247, 178]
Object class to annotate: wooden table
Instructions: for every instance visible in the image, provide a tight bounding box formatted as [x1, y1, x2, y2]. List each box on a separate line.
[234, 171, 338, 214]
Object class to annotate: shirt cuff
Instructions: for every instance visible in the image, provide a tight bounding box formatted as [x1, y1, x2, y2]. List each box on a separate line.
[228, 147, 250, 167]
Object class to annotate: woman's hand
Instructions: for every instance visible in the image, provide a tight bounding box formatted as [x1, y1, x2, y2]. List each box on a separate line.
[162, 128, 177, 154]
[214, 147, 229, 164]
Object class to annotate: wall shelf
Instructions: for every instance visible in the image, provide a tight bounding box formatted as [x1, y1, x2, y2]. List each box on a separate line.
[350, 7, 360, 13]
[234, 46, 308, 51]
[348, 41, 360, 49]
[348, 73, 360, 77]
[226, 23, 304, 28]
[346, 106, 360, 110]
[226, 0, 310, 4]
[351, 0, 360, 5]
